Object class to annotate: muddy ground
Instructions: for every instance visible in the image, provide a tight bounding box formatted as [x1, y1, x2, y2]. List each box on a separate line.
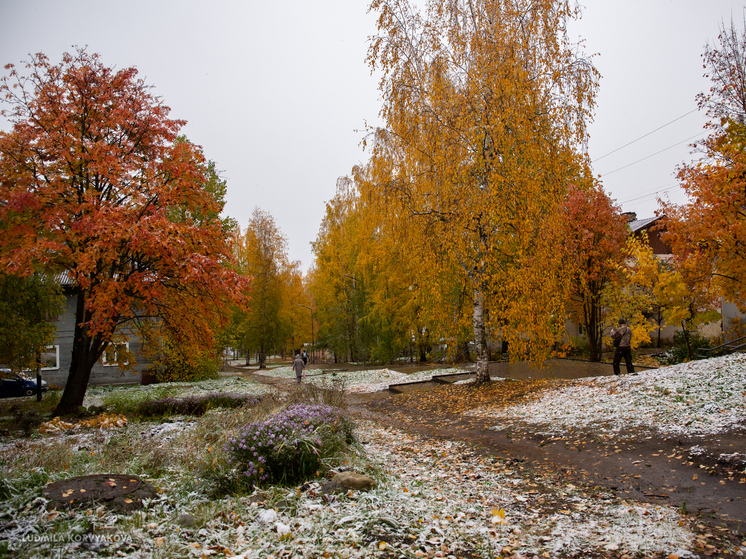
[239, 363, 746, 552]
[347, 384, 745, 532]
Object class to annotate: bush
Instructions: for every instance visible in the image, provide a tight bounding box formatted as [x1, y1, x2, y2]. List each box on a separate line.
[667, 331, 712, 364]
[569, 335, 590, 358]
[156, 351, 221, 383]
[102, 385, 180, 414]
[136, 393, 262, 417]
[225, 403, 354, 488]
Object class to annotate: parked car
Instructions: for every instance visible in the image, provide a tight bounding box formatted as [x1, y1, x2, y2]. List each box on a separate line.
[0, 368, 48, 398]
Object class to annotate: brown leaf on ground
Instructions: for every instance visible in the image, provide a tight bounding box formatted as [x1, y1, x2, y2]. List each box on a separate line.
[394, 379, 566, 417]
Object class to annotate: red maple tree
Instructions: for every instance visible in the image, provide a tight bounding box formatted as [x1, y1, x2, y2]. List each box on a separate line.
[564, 183, 629, 361]
[0, 49, 249, 414]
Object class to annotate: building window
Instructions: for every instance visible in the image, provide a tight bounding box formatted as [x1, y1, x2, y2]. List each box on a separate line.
[102, 343, 129, 367]
[40, 345, 59, 370]
[577, 324, 586, 336]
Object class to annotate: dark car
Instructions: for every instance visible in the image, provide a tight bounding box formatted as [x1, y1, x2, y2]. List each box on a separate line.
[0, 368, 49, 398]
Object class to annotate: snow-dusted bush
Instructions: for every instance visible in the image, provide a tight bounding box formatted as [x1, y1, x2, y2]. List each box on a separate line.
[224, 403, 354, 488]
[135, 392, 262, 417]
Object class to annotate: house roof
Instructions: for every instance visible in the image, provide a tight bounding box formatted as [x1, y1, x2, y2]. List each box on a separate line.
[628, 216, 661, 233]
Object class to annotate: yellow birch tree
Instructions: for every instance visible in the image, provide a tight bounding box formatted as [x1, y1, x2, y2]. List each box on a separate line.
[365, 0, 599, 382]
[232, 208, 289, 368]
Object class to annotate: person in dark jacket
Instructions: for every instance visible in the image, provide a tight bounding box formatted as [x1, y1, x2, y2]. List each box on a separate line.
[292, 352, 305, 383]
[611, 318, 635, 375]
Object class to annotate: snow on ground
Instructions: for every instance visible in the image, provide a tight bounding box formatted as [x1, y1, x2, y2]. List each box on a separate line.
[256, 366, 460, 393]
[82, 375, 274, 409]
[467, 353, 746, 439]
[2, 357, 744, 557]
[0, 419, 703, 558]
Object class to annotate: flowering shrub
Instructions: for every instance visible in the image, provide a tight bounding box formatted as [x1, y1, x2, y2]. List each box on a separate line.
[225, 404, 354, 488]
[136, 393, 261, 417]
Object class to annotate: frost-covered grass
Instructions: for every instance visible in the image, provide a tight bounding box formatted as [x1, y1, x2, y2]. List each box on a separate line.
[468, 353, 746, 438]
[257, 367, 462, 393]
[0, 418, 706, 558]
[83, 375, 273, 413]
[1, 358, 742, 557]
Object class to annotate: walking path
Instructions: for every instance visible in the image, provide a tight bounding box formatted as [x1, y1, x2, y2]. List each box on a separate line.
[231, 360, 745, 542]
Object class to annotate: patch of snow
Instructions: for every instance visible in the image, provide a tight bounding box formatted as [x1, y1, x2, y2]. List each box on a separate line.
[467, 353, 746, 438]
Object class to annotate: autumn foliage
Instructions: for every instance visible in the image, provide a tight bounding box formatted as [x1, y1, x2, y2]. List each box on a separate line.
[0, 49, 248, 414]
[563, 184, 628, 361]
[363, 0, 598, 380]
[232, 207, 302, 368]
[663, 17, 746, 313]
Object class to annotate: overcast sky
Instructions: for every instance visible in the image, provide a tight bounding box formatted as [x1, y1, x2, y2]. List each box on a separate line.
[1, 1, 743, 271]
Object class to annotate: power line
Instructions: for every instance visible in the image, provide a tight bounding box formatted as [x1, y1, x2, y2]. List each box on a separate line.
[599, 133, 704, 177]
[595, 108, 699, 162]
[618, 184, 679, 204]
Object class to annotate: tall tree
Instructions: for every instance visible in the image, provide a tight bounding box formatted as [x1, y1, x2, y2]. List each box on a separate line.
[563, 183, 628, 361]
[310, 178, 367, 363]
[0, 271, 63, 372]
[233, 208, 288, 368]
[279, 260, 310, 359]
[366, 0, 598, 382]
[663, 16, 746, 309]
[0, 50, 248, 414]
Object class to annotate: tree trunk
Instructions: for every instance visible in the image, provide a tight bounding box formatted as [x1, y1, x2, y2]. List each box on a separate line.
[656, 309, 663, 348]
[258, 350, 267, 369]
[585, 286, 602, 362]
[682, 320, 693, 360]
[54, 290, 105, 416]
[473, 288, 490, 384]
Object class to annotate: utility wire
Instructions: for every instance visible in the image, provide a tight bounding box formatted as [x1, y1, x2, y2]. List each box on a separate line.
[595, 108, 699, 162]
[619, 184, 679, 204]
[599, 133, 704, 177]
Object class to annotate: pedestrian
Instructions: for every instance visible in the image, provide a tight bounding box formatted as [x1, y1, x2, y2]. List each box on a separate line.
[611, 318, 635, 375]
[292, 352, 305, 384]
[302, 349, 308, 366]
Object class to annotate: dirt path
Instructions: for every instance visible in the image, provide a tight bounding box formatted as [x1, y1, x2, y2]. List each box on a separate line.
[347, 384, 746, 536]
[232, 365, 745, 538]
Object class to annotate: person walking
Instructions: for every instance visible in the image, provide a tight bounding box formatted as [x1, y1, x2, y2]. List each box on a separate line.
[611, 318, 635, 375]
[292, 352, 305, 384]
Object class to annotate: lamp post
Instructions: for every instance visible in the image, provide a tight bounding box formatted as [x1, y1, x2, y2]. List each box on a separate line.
[298, 304, 315, 364]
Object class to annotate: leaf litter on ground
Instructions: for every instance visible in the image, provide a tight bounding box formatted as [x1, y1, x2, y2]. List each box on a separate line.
[0, 417, 707, 558]
[1, 357, 744, 557]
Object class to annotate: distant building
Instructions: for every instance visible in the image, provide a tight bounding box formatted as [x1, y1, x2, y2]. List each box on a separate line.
[41, 281, 153, 389]
[625, 213, 671, 257]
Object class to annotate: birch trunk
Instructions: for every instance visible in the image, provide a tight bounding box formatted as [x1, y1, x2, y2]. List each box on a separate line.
[473, 287, 490, 384]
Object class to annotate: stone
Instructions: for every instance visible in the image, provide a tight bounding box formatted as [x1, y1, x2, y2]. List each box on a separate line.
[323, 471, 376, 494]
[334, 471, 376, 491]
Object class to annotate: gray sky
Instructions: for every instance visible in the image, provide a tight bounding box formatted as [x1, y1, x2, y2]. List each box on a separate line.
[1, 1, 743, 270]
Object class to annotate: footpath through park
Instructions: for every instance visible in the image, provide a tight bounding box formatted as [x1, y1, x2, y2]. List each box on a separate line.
[236, 358, 746, 540]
